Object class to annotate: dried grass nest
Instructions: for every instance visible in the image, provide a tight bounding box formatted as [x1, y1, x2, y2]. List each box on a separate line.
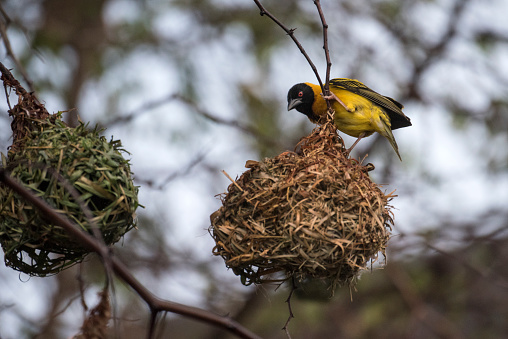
[210, 119, 394, 288]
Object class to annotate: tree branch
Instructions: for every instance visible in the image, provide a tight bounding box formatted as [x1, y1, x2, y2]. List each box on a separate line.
[0, 5, 35, 93]
[313, 0, 332, 91]
[252, 0, 324, 91]
[0, 169, 262, 339]
[282, 278, 297, 338]
[101, 92, 281, 149]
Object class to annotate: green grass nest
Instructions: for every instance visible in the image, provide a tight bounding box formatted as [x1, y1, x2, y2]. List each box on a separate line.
[0, 116, 140, 276]
[210, 119, 394, 289]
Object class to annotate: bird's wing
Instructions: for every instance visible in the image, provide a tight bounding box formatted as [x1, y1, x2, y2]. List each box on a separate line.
[329, 78, 411, 129]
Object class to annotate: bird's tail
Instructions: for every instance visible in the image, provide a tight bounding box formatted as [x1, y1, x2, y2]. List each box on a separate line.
[378, 117, 402, 161]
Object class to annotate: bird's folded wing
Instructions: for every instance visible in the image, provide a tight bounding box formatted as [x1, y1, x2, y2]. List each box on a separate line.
[329, 78, 405, 116]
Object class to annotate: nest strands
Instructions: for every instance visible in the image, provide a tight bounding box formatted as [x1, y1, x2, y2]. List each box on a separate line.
[210, 119, 394, 287]
[0, 65, 140, 276]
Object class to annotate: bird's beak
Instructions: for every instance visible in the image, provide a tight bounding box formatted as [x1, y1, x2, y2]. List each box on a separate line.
[287, 98, 302, 111]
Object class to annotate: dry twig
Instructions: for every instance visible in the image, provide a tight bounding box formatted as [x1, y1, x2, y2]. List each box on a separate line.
[252, 0, 335, 114]
[282, 278, 297, 338]
[252, 0, 324, 91]
[0, 5, 35, 92]
[313, 0, 332, 93]
[102, 92, 280, 149]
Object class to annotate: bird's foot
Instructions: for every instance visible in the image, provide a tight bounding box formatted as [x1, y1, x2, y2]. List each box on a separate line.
[321, 91, 353, 112]
[344, 133, 366, 158]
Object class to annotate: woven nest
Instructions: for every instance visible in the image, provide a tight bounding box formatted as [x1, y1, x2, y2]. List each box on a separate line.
[210, 118, 394, 288]
[0, 70, 140, 276]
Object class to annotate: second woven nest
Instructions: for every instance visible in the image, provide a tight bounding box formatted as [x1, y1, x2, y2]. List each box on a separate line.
[210, 118, 394, 288]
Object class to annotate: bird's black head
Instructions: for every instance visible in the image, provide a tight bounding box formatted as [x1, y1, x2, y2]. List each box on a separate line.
[287, 83, 317, 120]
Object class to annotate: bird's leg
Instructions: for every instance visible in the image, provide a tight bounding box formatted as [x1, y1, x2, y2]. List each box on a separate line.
[321, 91, 353, 112]
[344, 132, 366, 156]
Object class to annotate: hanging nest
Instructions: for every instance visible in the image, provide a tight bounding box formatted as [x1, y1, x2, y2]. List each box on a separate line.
[0, 64, 140, 276]
[210, 117, 394, 289]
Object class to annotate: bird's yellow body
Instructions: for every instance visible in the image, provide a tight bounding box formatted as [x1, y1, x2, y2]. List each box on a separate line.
[287, 78, 411, 160]
[306, 82, 386, 138]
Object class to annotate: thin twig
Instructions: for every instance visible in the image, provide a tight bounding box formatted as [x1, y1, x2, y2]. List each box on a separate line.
[373, 0, 471, 101]
[252, 0, 324, 91]
[101, 93, 180, 128]
[313, 0, 332, 92]
[174, 94, 265, 140]
[0, 169, 262, 339]
[282, 277, 297, 338]
[252, 0, 335, 112]
[102, 92, 252, 135]
[0, 5, 35, 92]
[101, 92, 280, 149]
[135, 152, 206, 190]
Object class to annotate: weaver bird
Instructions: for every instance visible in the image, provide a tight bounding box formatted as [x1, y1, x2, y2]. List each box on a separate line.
[287, 78, 411, 160]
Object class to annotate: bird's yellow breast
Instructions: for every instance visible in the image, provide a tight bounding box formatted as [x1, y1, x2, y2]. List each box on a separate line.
[330, 89, 380, 138]
[308, 84, 388, 138]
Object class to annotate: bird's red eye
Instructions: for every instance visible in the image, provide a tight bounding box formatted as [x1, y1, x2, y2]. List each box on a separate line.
[298, 91, 304, 97]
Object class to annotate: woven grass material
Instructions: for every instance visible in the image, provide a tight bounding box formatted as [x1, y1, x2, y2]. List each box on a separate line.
[0, 71, 140, 276]
[210, 118, 394, 288]
[0, 116, 140, 276]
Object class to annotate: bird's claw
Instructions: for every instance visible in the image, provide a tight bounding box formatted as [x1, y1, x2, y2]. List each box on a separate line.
[321, 91, 353, 112]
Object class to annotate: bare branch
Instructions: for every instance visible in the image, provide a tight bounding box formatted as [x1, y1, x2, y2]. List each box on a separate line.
[102, 93, 178, 128]
[252, 0, 324, 91]
[373, 0, 472, 101]
[282, 278, 297, 338]
[173, 93, 265, 139]
[102, 92, 282, 149]
[135, 151, 206, 190]
[313, 0, 332, 90]
[0, 169, 262, 339]
[0, 5, 35, 92]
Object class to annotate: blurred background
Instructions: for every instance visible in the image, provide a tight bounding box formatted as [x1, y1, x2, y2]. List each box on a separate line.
[1, 0, 508, 338]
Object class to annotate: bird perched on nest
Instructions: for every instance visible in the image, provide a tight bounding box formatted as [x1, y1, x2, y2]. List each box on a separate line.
[287, 78, 411, 160]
